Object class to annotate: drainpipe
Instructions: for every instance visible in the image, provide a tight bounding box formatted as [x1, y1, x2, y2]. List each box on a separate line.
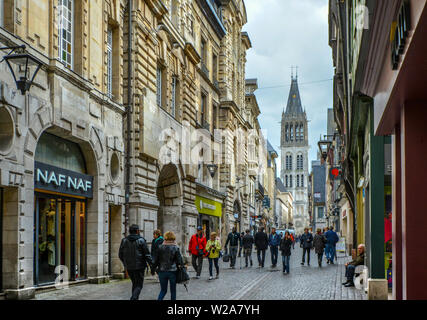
[124, 0, 133, 237]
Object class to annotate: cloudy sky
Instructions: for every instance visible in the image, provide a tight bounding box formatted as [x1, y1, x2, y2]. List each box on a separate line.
[243, 0, 333, 173]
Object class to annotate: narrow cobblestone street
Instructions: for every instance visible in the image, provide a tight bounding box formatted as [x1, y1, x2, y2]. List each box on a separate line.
[33, 247, 366, 300]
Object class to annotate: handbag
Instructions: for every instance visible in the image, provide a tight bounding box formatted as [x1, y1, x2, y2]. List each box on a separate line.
[176, 266, 190, 292]
[222, 253, 231, 262]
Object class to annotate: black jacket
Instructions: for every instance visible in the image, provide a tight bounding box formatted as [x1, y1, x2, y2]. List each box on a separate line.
[152, 243, 184, 272]
[225, 232, 242, 247]
[300, 232, 314, 249]
[242, 234, 254, 249]
[280, 238, 292, 256]
[254, 231, 269, 250]
[119, 234, 153, 271]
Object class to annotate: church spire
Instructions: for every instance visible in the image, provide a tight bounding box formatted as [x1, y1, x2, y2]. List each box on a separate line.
[285, 72, 304, 115]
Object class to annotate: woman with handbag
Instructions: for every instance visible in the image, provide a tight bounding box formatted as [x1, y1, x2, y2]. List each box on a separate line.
[206, 232, 221, 280]
[151, 231, 184, 300]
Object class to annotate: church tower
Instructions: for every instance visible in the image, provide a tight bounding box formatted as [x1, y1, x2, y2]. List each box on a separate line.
[280, 73, 310, 233]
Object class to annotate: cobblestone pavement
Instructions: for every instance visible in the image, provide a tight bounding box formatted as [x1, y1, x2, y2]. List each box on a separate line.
[33, 247, 366, 300]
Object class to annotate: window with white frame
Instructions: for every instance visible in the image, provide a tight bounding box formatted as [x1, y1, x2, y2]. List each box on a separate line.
[107, 27, 113, 98]
[58, 0, 73, 69]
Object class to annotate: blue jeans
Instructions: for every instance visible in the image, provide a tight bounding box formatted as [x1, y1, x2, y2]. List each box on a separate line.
[345, 265, 356, 282]
[208, 258, 219, 277]
[158, 271, 177, 300]
[229, 246, 238, 267]
[326, 244, 336, 262]
[270, 246, 279, 266]
[282, 255, 290, 273]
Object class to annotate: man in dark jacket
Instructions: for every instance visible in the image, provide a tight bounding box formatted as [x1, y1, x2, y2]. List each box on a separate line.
[242, 229, 254, 267]
[342, 244, 365, 287]
[324, 226, 339, 264]
[119, 224, 153, 300]
[254, 227, 269, 268]
[300, 228, 313, 266]
[268, 228, 281, 268]
[225, 227, 242, 269]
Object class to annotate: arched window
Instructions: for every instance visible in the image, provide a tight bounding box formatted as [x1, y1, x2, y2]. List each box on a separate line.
[35, 132, 86, 173]
[301, 124, 304, 141]
[301, 174, 304, 187]
[285, 175, 288, 187]
[296, 175, 299, 187]
[290, 124, 293, 141]
[289, 155, 293, 170]
[289, 175, 293, 188]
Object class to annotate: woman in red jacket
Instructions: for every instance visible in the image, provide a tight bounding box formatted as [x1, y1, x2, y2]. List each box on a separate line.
[188, 226, 207, 279]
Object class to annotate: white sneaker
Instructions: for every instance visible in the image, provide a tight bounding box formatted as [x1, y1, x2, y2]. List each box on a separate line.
[209, 276, 213, 280]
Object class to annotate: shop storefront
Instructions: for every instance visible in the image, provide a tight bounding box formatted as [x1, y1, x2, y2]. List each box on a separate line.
[195, 195, 222, 239]
[33, 133, 93, 286]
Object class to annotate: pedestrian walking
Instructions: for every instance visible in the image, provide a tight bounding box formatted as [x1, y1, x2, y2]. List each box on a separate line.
[300, 227, 313, 266]
[242, 229, 254, 267]
[206, 232, 221, 280]
[238, 232, 245, 257]
[313, 228, 327, 267]
[151, 231, 184, 300]
[254, 227, 269, 268]
[225, 227, 242, 269]
[324, 226, 339, 264]
[151, 229, 164, 264]
[119, 224, 153, 300]
[280, 231, 292, 274]
[188, 226, 207, 279]
[291, 233, 295, 249]
[268, 228, 281, 268]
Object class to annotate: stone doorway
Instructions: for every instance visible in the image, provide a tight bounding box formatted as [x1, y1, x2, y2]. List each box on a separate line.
[156, 164, 183, 249]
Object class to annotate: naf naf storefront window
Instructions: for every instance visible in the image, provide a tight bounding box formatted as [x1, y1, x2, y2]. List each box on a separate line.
[33, 132, 92, 285]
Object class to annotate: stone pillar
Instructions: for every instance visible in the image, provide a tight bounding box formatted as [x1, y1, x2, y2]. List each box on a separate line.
[400, 101, 427, 299]
[3, 187, 35, 300]
[392, 126, 403, 300]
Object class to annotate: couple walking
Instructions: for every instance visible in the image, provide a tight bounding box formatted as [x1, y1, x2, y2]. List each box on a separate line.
[119, 224, 184, 300]
[188, 226, 221, 280]
[301, 227, 339, 267]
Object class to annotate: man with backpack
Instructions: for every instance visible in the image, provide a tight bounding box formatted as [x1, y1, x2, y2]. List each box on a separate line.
[119, 224, 153, 300]
[225, 227, 242, 269]
[188, 226, 207, 279]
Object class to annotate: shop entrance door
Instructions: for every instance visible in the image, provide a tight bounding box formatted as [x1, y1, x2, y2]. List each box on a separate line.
[34, 193, 86, 286]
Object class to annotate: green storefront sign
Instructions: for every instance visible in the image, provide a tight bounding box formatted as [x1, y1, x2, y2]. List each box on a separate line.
[195, 195, 222, 218]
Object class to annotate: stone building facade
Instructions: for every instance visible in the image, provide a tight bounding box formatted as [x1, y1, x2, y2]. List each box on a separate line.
[0, 0, 126, 299]
[0, 0, 260, 299]
[280, 75, 309, 235]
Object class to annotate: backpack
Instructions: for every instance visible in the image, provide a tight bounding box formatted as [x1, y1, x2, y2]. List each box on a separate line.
[176, 266, 190, 292]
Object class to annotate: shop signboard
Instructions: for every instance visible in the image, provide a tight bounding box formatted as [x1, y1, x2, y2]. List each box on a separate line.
[195, 195, 222, 217]
[35, 161, 94, 198]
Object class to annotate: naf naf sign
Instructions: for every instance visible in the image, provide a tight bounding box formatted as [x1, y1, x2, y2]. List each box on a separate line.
[35, 161, 93, 198]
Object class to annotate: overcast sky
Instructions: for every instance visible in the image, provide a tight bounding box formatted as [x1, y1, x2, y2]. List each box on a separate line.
[243, 0, 333, 174]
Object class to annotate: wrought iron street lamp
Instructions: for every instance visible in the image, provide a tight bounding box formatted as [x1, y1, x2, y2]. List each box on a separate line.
[1, 45, 43, 95]
[206, 164, 218, 178]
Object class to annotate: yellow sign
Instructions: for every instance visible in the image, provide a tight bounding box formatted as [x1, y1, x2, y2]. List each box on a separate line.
[195, 196, 222, 218]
